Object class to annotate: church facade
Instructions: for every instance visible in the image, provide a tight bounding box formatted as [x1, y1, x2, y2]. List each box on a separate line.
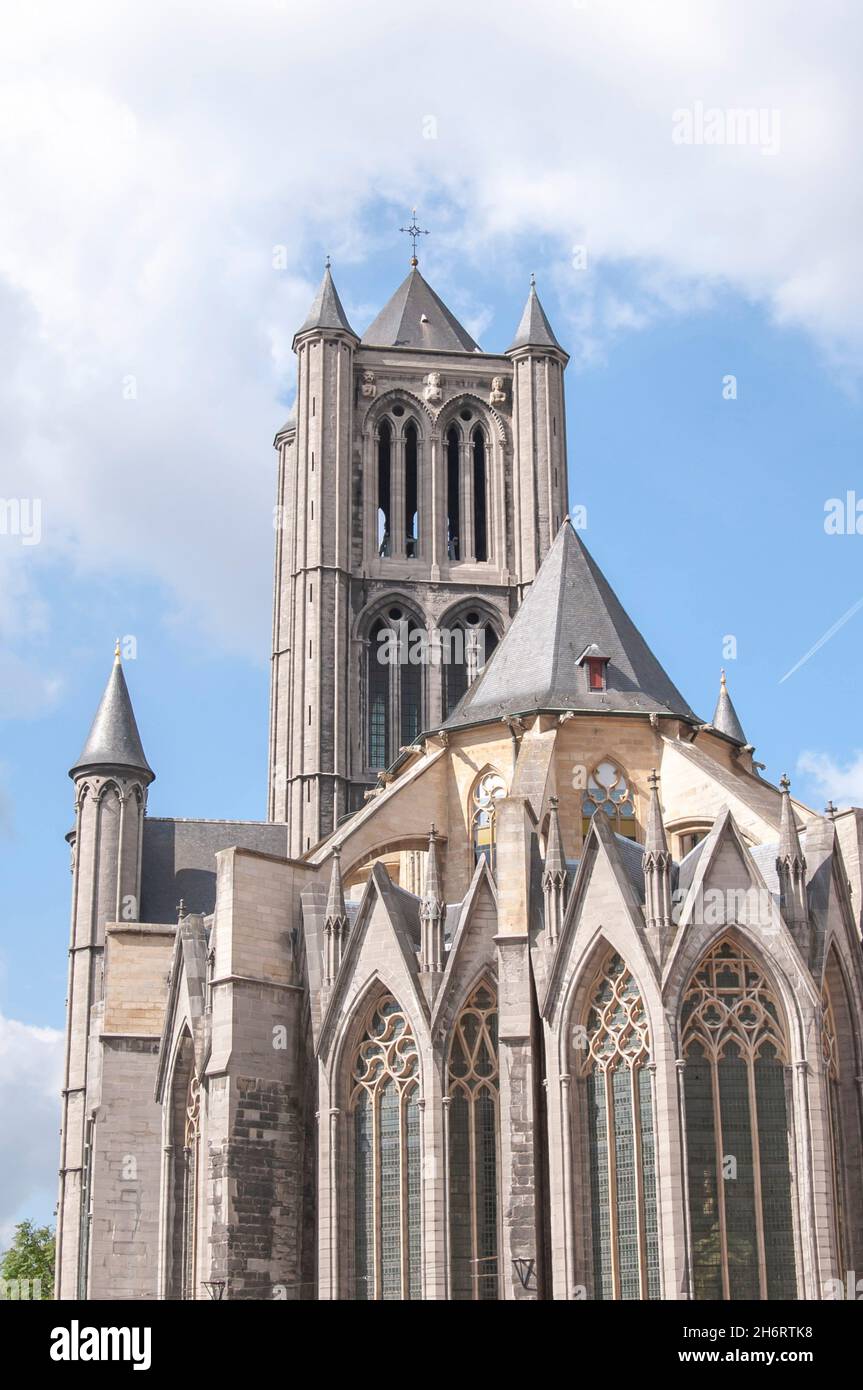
[55, 255, 863, 1301]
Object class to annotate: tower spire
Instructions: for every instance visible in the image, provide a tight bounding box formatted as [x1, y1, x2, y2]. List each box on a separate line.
[70, 646, 154, 782]
[710, 669, 748, 746]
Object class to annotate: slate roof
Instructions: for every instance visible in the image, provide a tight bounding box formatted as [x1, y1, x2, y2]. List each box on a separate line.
[71, 654, 154, 780]
[441, 520, 699, 729]
[507, 280, 564, 354]
[361, 268, 480, 352]
[295, 266, 357, 341]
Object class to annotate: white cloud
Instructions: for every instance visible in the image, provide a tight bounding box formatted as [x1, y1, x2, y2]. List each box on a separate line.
[0, 1013, 64, 1244]
[1, 0, 861, 661]
[797, 751, 863, 809]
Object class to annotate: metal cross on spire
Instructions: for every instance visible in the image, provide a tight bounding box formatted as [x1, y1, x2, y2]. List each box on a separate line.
[400, 208, 429, 267]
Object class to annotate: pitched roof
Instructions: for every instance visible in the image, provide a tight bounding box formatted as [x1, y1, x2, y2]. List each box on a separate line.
[506, 280, 564, 354]
[710, 670, 748, 745]
[441, 521, 699, 729]
[70, 651, 154, 781]
[295, 265, 357, 341]
[361, 268, 480, 352]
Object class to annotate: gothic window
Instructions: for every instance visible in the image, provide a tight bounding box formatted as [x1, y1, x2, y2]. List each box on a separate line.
[471, 770, 506, 870]
[681, 938, 796, 1300]
[366, 608, 425, 770]
[442, 612, 499, 718]
[377, 419, 392, 556]
[351, 994, 421, 1300]
[405, 422, 419, 558]
[446, 425, 461, 560]
[582, 760, 637, 841]
[578, 951, 660, 1300]
[447, 982, 500, 1300]
[472, 425, 488, 562]
[822, 982, 846, 1271]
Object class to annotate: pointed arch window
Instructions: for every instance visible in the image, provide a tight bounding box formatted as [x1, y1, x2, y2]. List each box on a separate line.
[578, 951, 660, 1299]
[377, 419, 392, 556]
[582, 760, 637, 840]
[442, 613, 499, 719]
[351, 994, 421, 1300]
[182, 1072, 201, 1301]
[405, 421, 419, 558]
[446, 425, 461, 560]
[682, 938, 796, 1300]
[366, 608, 425, 770]
[471, 770, 506, 870]
[447, 982, 500, 1300]
[822, 982, 847, 1272]
[472, 425, 488, 561]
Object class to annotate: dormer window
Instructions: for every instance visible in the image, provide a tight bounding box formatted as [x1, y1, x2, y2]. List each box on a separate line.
[577, 644, 610, 693]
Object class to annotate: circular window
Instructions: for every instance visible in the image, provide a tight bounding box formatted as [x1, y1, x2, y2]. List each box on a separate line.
[459, 408, 472, 421]
[465, 610, 480, 625]
[392, 405, 405, 418]
[388, 606, 402, 620]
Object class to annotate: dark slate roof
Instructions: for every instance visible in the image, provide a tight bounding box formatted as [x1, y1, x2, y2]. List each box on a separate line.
[361, 268, 480, 352]
[295, 266, 357, 341]
[710, 672, 748, 745]
[70, 654, 154, 780]
[506, 280, 564, 354]
[442, 521, 700, 729]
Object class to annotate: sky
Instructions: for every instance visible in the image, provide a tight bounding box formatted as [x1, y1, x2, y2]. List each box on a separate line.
[1, 0, 862, 1241]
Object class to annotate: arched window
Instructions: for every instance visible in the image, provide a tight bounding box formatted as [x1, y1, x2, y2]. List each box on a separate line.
[471, 771, 506, 869]
[351, 994, 421, 1300]
[442, 613, 499, 719]
[582, 760, 637, 840]
[578, 951, 659, 1299]
[447, 981, 500, 1300]
[182, 1072, 201, 1301]
[167, 1034, 200, 1301]
[366, 607, 426, 770]
[446, 425, 461, 560]
[405, 421, 419, 558]
[472, 425, 488, 562]
[377, 419, 392, 556]
[681, 938, 796, 1300]
[822, 982, 846, 1271]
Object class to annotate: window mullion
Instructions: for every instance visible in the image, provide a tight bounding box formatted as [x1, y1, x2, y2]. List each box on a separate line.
[468, 1090, 479, 1300]
[710, 1054, 731, 1300]
[746, 1051, 768, 1300]
[604, 1066, 620, 1300]
[630, 1064, 647, 1300]
[373, 1088, 382, 1301]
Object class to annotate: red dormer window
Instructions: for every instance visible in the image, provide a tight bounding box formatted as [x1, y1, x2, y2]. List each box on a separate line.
[587, 657, 606, 691]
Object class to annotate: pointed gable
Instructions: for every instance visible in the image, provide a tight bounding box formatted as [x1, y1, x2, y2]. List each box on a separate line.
[442, 521, 699, 730]
[361, 268, 480, 352]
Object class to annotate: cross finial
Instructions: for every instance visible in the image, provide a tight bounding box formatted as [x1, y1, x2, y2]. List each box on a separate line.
[825, 799, 837, 821]
[114, 637, 121, 664]
[530, 271, 536, 288]
[325, 254, 331, 270]
[648, 767, 660, 792]
[400, 208, 429, 267]
[780, 772, 791, 794]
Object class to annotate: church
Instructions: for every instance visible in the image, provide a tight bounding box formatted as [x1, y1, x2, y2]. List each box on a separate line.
[55, 245, 863, 1301]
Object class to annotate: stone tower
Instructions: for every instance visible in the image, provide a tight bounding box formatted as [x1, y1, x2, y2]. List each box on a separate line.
[269, 255, 570, 857]
[56, 646, 153, 1298]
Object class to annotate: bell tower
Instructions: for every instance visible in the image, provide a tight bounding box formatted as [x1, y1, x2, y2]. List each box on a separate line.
[269, 239, 571, 856]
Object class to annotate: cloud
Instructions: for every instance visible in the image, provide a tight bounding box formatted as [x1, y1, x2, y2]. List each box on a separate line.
[0, 1013, 64, 1246]
[1, 0, 861, 663]
[797, 751, 863, 809]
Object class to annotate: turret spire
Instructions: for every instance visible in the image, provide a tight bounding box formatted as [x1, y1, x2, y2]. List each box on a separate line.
[294, 262, 357, 344]
[643, 769, 673, 955]
[776, 774, 807, 929]
[506, 276, 565, 355]
[420, 825, 445, 976]
[542, 796, 569, 944]
[710, 669, 748, 746]
[70, 646, 154, 782]
[323, 846, 349, 987]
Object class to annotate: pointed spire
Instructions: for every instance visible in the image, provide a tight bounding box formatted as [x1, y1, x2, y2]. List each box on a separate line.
[710, 669, 748, 745]
[506, 276, 565, 355]
[294, 263, 357, 344]
[643, 770, 673, 947]
[324, 846, 350, 987]
[70, 646, 154, 782]
[542, 797, 569, 945]
[420, 825, 445, 974]
[776, 774, 807, 928]
[361, 268, 479, 352]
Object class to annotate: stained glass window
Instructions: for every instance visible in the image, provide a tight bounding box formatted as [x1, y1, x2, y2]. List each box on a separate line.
[351, 994, 421, 1299]
[447, 982, 500, 1300]
[582, 760, 637, 840]
[682, 938, 797, 1300]
[471, 771, 506, 870]
[579, 951, 659, 1299]
[822, 981, 846, 1272]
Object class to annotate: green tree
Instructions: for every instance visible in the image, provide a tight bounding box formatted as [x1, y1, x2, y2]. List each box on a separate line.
[0, 1220, 55, 1300]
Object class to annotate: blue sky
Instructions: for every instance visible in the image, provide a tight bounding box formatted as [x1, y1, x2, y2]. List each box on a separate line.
[1, 0, 862, 1239]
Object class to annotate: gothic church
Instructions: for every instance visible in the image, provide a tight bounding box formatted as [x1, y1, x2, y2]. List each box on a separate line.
[56, 251, 863, 1300]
